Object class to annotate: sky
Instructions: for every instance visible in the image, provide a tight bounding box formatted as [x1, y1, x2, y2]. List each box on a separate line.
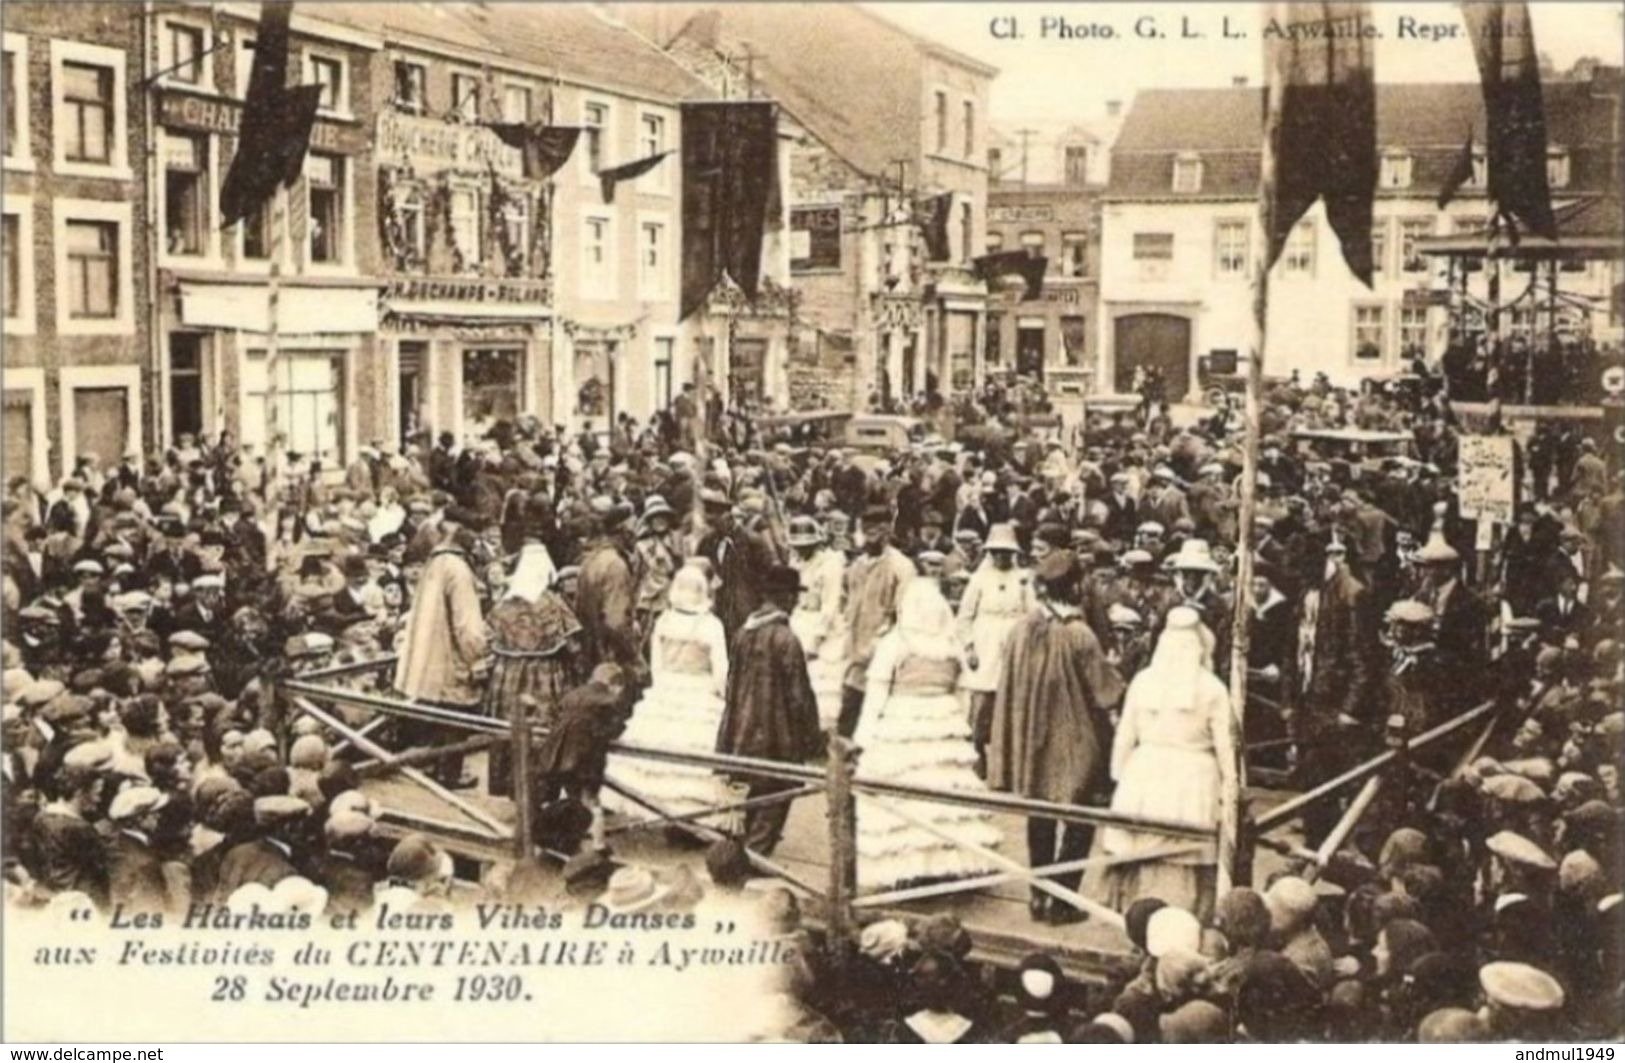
[868, 1, 1625, 128]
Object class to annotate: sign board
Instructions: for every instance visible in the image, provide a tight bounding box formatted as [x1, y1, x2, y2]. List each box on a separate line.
[157, 90, 365, 155]
[386, 277, 550, 306]
[789, 206, 841, 271]
[375, 111, 523, 178]
[990, 204, 1056, 223]
[1457, 434, 1517, 523]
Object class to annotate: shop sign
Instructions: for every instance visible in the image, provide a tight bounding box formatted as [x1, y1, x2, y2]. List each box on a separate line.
[156, 90, 364, 154]
[386, 277, 549, 305]
[990, 204, 1055, 223]
[376, 111, 522, 178]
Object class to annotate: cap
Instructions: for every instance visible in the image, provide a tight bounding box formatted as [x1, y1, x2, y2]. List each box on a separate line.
[108, 785, 169, 822]
[1385, 599, 1435, 625]
[1479, 961, 1565, 1012]
[985, 523, 1020, 553]
[1145, 906, 1201, 958]
[1485, 830, 1556, 871]
[169, 630, 211, 653]
[253, 795, 311, 826]
[17, 679, 66, 707]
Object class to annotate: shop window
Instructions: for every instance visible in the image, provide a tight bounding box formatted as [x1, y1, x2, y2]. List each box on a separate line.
[65, 220, 118, 319]
[164, 133, 209, 257]
[463, 348, 522, 436]
[169, 333, 206, 441]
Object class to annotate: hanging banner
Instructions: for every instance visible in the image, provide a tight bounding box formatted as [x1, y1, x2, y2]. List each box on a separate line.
[1457, 434, 1518, 522]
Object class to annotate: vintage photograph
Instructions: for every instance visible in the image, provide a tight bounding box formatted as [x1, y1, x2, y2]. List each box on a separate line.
[1, 0, 1622, 1045]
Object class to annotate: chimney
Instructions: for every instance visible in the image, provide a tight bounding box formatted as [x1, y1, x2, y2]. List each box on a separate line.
[1105, 99, 1122, 117]
[1232, 75, 1249, 87]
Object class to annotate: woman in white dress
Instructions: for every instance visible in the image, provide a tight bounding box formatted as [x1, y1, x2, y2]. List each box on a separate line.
[1100, 606, 1234, 921]
[603, 563, 733, 827]
[788, 515, 846, 730]
[854, 578, 1002, 891]
[955, 523, 1035, 771]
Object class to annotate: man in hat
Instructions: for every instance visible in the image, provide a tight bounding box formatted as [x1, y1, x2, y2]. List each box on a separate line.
[28, 744, 111, 905]
[837, 506, 917, 738]
[170, 573, 227, 645]
[716, 565, 821, 855]
[990, 550, 1124, 924]
[576, 500, 639, 677]
[695, 488, 776, 643]
[1101, 471, 1139, 546]
[394, 509, 488, 788]
[215, 795, 308, 896]
[956, 523, 1035, 774]
[1416, 530, 1486, 680]
[1535, 563, 1592, 648]
[1290, 531, 1373, 845]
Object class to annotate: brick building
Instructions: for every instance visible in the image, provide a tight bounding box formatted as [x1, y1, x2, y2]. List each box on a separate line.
[4, 3, 154, 487]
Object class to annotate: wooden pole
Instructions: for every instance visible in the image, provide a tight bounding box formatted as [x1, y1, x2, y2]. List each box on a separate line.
[1314, 775, 1381, 867]
[265, 181, 286, 488]
[825, 736, 859, 965]
[1220, 7, 1282, 895]
[511, 695, 535, 864]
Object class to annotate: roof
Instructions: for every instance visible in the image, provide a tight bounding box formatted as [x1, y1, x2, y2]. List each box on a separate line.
[316, 3, 709, 103]
[1110, 80, 1619, 200]
[1419, 195, 1624, 261]
[659, 5, 996, 178]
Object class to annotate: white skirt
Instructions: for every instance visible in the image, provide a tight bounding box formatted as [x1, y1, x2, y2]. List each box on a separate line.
[853, 688, 1002, 891]
[603, 672, 733, 827]
[1099, 744, 1219, 865]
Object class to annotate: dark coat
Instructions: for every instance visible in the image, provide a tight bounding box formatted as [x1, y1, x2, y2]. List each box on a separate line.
[214, 837, 298, 898]
[575, 539, 638, 674]
[29, 809, 109, 905]
[716, 608, 821, 764]
[106, 830, 170, 913]
[695, 525, 776, 643]
[1289, 564, 1370, 728]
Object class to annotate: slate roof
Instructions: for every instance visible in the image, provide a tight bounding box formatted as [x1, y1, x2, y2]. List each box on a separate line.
[316, 3, 709, 103]
[1109, 80, 1620, 200]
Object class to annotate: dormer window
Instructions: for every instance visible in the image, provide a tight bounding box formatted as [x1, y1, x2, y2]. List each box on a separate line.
[1547, 148, 1570, 189]
[1469, 151, 1487, 188]
[1172, 154, 1202, 193]
[1380, 151, 1412, 189]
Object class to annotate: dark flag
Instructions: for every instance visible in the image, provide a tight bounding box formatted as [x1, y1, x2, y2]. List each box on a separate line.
[679, 101, 778, 321]
[219, 2, 322, 229]
[1437, 130, 1477, 210]
[1459, 1, 1556, 240]
[1262, 1, 1378, 286]
[917, 193, 953, 262]
[486, 123, 581, 181]
[973, 251, 1047, 301]
[599, 151, 673, 204]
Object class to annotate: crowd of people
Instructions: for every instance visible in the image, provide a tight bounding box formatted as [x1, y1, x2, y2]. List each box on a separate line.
[1, 365, 1621, 1041]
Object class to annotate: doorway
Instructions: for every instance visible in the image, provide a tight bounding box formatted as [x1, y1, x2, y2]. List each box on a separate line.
[1113, 312, 1192, 396]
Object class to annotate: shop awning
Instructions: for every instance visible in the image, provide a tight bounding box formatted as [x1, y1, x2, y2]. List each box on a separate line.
[179, 281, 379, 334]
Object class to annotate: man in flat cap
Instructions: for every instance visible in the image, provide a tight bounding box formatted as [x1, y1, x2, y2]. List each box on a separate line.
[575, 501, 639, 678]
[214, 795, 308, 897]
[30, 744, 112, 906]
[106, 786, 174, 914]
[695, 488, 778, 645]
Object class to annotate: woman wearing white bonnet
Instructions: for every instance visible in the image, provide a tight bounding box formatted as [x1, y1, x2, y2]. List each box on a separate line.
[1100, 605, 1234, 921]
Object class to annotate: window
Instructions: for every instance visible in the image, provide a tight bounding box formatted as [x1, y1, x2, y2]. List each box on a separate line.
[583, 101, 609, 173]
[639, 220, 665, 296]
[449, 186, 482, 269]
[653, 337, 675, 410]
[959, 202, 974, 264]
[65, 220, 118, 319]
[1133, 233, 1174, 259]
[790, 206, 841, 271]
[503, 84, 532, 124]
[1134, 232, 1174, 281]
[394, 60, 426, 113]
[3, 214, 18, 318]
[168, 333, 206, 441]
[1282, 221, 1315, 274]
[1172, 154, 1202, 193]
[1370, 220, 1388, 278]
[985, 231, 1005, 253]
[242, 200, 273, 262]
[1398, 305, 1429, 359]
[1020, 231, 1045, 258]
[639, 112, 667, 190]
[1380, 152, 1412, 189]
[1352, 304, 1386, 362]
[1215, 219, 1248, 277]
[2, 43, 19, 165]
[934, 90, 947, 153]
[308, 55, 345, 114]
[962, 100, 975, 158]
[1399, 218, 1432, 272]
[1061, 231, 1088, 277]
[306, 153, 344, 265]
[583, 214, 612, 294]
[163, 133, 209, 258]
[397, 191, 426, 262]
[987, 147, 1003, 179]
[986, 312, 1003, 365]
[62, 61, 113, 164]
[165, 22, 205, 85]
[1547, 148, 1570, 189]
[452, 72, 481, 123]
[1061, 315, 1087, 367]
[1064, 145, 1089, 186]
[235, 35, 257, 97]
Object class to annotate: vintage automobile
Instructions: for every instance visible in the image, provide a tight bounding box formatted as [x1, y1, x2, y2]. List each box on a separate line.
[1290, 427, 1417, 464]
